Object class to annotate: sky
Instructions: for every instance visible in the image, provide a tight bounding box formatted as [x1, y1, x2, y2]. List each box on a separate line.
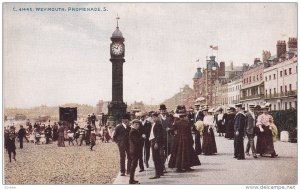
[3, 3, 297, 108]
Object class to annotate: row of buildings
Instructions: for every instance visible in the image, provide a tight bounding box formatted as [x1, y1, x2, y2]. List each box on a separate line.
[191, 37, 297, 111]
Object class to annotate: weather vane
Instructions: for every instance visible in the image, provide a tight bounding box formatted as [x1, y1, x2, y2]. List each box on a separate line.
[116, 14, 120, 28]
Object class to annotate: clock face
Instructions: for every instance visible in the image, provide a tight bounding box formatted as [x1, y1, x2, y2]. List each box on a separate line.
[111, 42, 124, 56]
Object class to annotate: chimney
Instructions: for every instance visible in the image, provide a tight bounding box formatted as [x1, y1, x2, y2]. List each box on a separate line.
[254, 58, 260, 65]
[277, 40, 286, 58]
[288, 37, 297, 50]
[219, 61, 225, 76]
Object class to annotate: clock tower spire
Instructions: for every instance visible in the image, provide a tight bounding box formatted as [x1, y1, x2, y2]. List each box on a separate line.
[107, 15, 127, 126]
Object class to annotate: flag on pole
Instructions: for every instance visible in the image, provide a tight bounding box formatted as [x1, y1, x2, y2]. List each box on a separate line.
[209, 45, 218, 50]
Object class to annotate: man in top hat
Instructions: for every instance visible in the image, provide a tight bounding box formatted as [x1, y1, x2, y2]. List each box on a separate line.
[245, 104, 258, 158]
[233, 103, 246, 160]
[158, 104, 173, 173]
[193, 102, 204, 155]
[128, 119, 143, 184]
[113, 113, 132, 176]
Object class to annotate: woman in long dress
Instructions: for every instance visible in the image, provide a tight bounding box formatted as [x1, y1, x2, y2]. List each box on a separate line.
[202, 108, 217, 155]
[256, 105, 278, 158]
[57, 122, 65, 147]
[216, 108, 226, 136]
[168, 105, 201, 172]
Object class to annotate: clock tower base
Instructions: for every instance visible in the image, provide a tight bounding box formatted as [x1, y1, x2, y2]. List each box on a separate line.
[107, 101, 127, 127]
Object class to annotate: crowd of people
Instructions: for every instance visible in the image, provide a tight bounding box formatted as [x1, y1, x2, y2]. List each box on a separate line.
[113, 102, 279, 184]
[4, 113, 113, 162]
[4, 102, 279, 184]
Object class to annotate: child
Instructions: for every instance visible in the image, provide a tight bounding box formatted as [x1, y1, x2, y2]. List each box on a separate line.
[90, 130, 96, 151]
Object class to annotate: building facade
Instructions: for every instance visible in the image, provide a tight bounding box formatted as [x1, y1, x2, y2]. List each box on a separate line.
[193, 56, 225, 107]
[240, 59, 265, 108]
[227, 77, 242, 106]
[264, 38, 297, 110]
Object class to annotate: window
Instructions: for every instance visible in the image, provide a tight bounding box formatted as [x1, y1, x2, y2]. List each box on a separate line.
[274, 88, 276, 94]
[280, 86, 283, 93]
[257, 75, 259, 80]
[289, 84, 292, 91]
[265, 90, 268, 95]
[265, 77, 268, 81]
[289, 68, 292, 74]
[285, 85, 287, 92]
[269, 89, 272, 96]
[284, 69, 287, 75]
[285, 102, 287, 110]
[280, 71, 283, 77]
[273, 74, 276, 79]
[269, 75, 271, 80]
[274, 104, 276, 110]
[278, 102, 281, 110]
[247, 78, 248, 83]
[260, 74, 262, 80]
[289, 102, 292, 109]
[249, 77, 251, 83]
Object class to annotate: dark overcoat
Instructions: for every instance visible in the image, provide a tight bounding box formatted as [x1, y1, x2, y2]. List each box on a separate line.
[168, 119, 201, 169]
[129, 128, 143, 157]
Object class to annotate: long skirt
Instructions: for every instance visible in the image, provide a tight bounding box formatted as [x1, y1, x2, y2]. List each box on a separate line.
[57, 133, 65, 147]
[168, 136, 201, 169]
[256, 125, 276, 155]
[202, 126, 217, 155]
[217, 122, 226, 133]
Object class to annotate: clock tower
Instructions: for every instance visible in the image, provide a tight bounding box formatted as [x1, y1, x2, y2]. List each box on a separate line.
[107, 16, 127, 125]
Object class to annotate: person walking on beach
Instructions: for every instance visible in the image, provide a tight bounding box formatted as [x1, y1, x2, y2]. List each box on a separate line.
[18, 125, 27, 149]
[5, 130, 17, 162]
[57, 122, 65, 147]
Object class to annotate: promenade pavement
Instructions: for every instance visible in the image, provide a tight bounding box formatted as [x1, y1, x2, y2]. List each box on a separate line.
[113, 135, 297, 185]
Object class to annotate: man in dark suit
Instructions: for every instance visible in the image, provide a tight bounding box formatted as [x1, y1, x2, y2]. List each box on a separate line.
[233, 103, 246, 160]
[193, 103, 204, 155]
[113, 113, 132, 176]
[128, 119, 143, 184]
[245, 104, 258, 158]
[158, 104, 173, 173]
[137, 112, 152, 170]
[149, 113, 164, 179]
[17, 125, 27, 149]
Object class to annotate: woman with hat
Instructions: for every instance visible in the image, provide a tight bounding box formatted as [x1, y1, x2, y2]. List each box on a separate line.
[168, 105, 201, 172]
[57, 122, 65, 147]
[224, 107, 236, 140]
[216, 107, 226, 137]
[256, 104, 278, 158]
[202, 107, 217, 155]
